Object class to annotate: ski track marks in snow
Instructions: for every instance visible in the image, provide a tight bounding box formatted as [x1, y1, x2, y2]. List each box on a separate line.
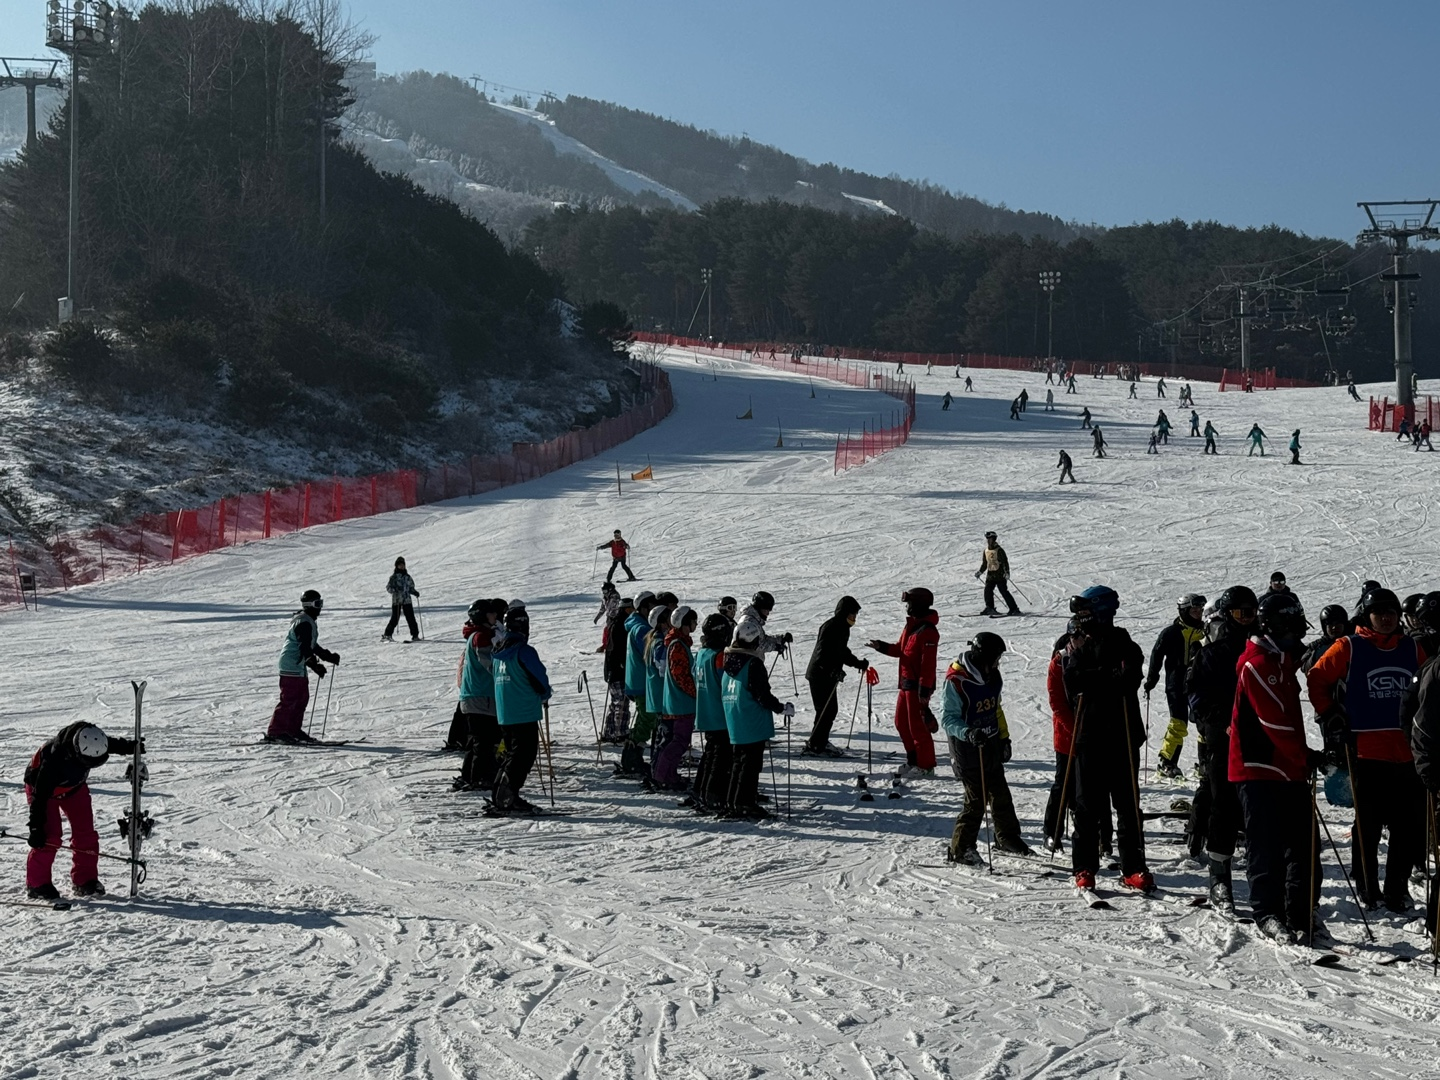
[2, 353, 1440, 1078]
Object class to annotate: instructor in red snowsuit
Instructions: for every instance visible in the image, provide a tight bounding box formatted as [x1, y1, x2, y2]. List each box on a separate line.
[867, 588, 940, 775]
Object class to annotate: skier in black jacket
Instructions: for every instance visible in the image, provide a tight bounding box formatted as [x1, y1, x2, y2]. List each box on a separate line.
[1059, 586, 1152, 894]
[1300, 604, 1350, 673]
[1408, 605, 1440, 927]
[23, 722, 141, 900]
[803, 596, 869, 754]
[1185, 585, 1258, 913]
[602, 596, 635, 741]
[1143, 594, 1205, 779]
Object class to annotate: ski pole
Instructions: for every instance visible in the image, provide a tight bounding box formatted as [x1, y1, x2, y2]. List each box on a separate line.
[1051, 696, 1085, 864]
[1313, 788, 1375, 942]
[580, 671, 602, 764]
[978, 740, 993, 873]
[0, 832, 147, 869]
[866, 680, 873, 775]
[1344, 746, 1373, 906]
[1144, 693, 1151, 777]
[785, 709, 793, 822]
[1008, 578, 1032, 606]
[306, 670, 319, 735]
[844, 678, 863, 749]
[1121, 697, 1146, 859]
[592, 546, 600, 580]
[768, 742, 780, 814]
[543, 703, 556, 808]
[320, 667, 337, 740]
[787, 648, 800, 697]
[1309, 771, 1319, 948]
[414, 598, 425, 641]
[1430, 791, 1439, 972]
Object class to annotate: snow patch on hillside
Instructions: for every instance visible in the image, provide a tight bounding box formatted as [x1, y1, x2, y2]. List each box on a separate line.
[491, 101, 700, 211]
[841, 191, 898, 215]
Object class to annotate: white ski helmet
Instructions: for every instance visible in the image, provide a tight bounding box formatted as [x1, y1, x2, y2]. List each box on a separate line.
[72, 724, 109, 760]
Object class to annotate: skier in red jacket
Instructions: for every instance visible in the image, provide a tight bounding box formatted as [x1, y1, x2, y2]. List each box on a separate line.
[596, 530, 637, 583]
[867, 588, 940, 776]
[1230, 591, 1325, 943]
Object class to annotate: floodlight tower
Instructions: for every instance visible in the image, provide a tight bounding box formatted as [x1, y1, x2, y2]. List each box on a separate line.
[1038, 270, 1061, 359]
[46, 0, 116, 323]
[1358, 200, 1440, 413]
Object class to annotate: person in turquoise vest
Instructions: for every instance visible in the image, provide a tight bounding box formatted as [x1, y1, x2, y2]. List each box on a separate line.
[941, 632, 1030, 864]
[266, 589, 340, 744]
[491, 603, 552, 814]
[690, 613, 734, 812]
[454, 598, 504, 792]
[617, 592, 658, 777]
[652, 606, 699, 791]
[721, 623, 791, 820]
[1288, 429, 1302, 465]
[641, 604, 673, 784]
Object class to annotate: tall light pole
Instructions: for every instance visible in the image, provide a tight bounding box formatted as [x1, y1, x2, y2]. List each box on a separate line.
[701, 267, 712, 341]
[46, 0, 115, 324]
[1038, 270, 1061, 359]
[1358, 200, 1439, 415]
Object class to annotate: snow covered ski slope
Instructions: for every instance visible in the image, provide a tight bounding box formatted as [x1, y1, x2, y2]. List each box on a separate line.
[3, 349, 1440, 1079]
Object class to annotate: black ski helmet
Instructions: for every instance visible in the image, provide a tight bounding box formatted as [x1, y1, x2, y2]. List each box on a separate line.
[752, 590, 775, 612]
[301, 589, 323, 614]
[700, 612, 734, 650]
[466, 599, 489, 626]
[1257, 590, 1306, 645]
[655, 591, 678, 608]
[1216, 586, 1259, 623]
[1416, 592, 1440, 634]
[504, 604, 529, 636]
[1402, 593, 1426, 625]
[1358, 587, 1402, 618]
[966, 631, 1006, 672]
[1318, 604, 1350, 635]
[1069, 585, 1119, 629]
[902, 587, 934, 612]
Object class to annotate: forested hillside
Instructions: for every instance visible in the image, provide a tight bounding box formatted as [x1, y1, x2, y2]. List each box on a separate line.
[528, 201, 1434, 377]
[0, 6, 628, 459]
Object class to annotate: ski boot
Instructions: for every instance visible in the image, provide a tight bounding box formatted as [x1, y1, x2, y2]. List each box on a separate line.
[1121, 871, 1156, 894]
[1155, 751, 1184, 781]
[75, 880, 106, 898]
[994, 836, 1034, 857]
[1257, 915, 1297, 944]
[1074, 869, 1096, 890]
[27, 883, 60, 901]
[947, 847, 983, 867]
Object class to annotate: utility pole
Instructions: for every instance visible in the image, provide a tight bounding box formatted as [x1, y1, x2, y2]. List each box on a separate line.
[1358, 200, 1439, 415]
[1038, 270, 1061, 359]
[46, 1, 116, 323]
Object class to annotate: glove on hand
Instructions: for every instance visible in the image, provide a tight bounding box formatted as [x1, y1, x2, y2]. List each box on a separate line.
[782, 632, 793, 644]
[310, 663, 327, 679]
[923, 706, 939, 734]
[858, 659, 869, 671]
[782, 702, 795, 719]
[967, 727, 995, 746]
[999, 737, 1013, 764]
[27, 824, 46, 850]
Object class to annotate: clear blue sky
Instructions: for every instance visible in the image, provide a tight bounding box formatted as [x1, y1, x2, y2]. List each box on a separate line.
[3, 0, 1435, 238]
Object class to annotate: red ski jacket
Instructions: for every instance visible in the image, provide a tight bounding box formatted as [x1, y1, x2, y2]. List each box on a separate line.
[873, 612, 939, 700]
[1047, 650, 1076, 753]
[608, 539, 628, 559]
[1228, 636, 1311, 783]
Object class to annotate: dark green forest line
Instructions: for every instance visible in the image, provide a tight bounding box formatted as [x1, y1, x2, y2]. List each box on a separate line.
[0, 4, 623, 454]
[527, 201, 1435, 377]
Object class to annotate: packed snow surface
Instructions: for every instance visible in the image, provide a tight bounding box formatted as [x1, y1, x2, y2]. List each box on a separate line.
[3, 350, 1439, 1078]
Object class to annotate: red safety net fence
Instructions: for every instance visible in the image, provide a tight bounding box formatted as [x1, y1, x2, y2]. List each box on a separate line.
[634, 332, 1321, 388]
[1369, 396, 1439, 433]
[2, 364, 673, 608]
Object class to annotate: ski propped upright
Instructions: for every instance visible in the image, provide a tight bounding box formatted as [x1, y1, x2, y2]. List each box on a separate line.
[124, 680, 151, 899]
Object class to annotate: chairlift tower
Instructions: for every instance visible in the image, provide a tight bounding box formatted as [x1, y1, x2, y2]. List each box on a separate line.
[1358, 199, 1440, 413]
[0, 58, 65, 152]
[46, 0, 116, 323]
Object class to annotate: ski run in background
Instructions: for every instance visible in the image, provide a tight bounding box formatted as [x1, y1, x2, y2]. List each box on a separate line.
[3, 347, 1439, 1079]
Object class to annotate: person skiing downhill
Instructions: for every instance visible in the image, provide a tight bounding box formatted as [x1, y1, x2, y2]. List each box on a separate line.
[1057, 450, 1075, 484]
[266, 589, 340, 744]
[965, 376, 974, 392]
[867, 589, 941, 777]
[975, 531, 1021, 616]
[23, 722, 142, 899]
[942, 633, 1031, 864]
[804, 596, 869, 755]
[1288, 430, 1302, 464]
[491, 603, 553, 814]
[382, 557, 421, 642]
[1059, 586, 1153, 893]
[1091, 425, 1107, 458]
[1045, 388, 1055, 411]
[1189, 410, 1201, 437]
[1080, 407, 1092, 429]
[1145, 594, 1206, 780]
[1231, 590, 1325, 943]
[597, 530, 637, 582]
[1247, 424, 1267, 457]
[1203, 420, 1219, 455]
[942, 391, 952, 411]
